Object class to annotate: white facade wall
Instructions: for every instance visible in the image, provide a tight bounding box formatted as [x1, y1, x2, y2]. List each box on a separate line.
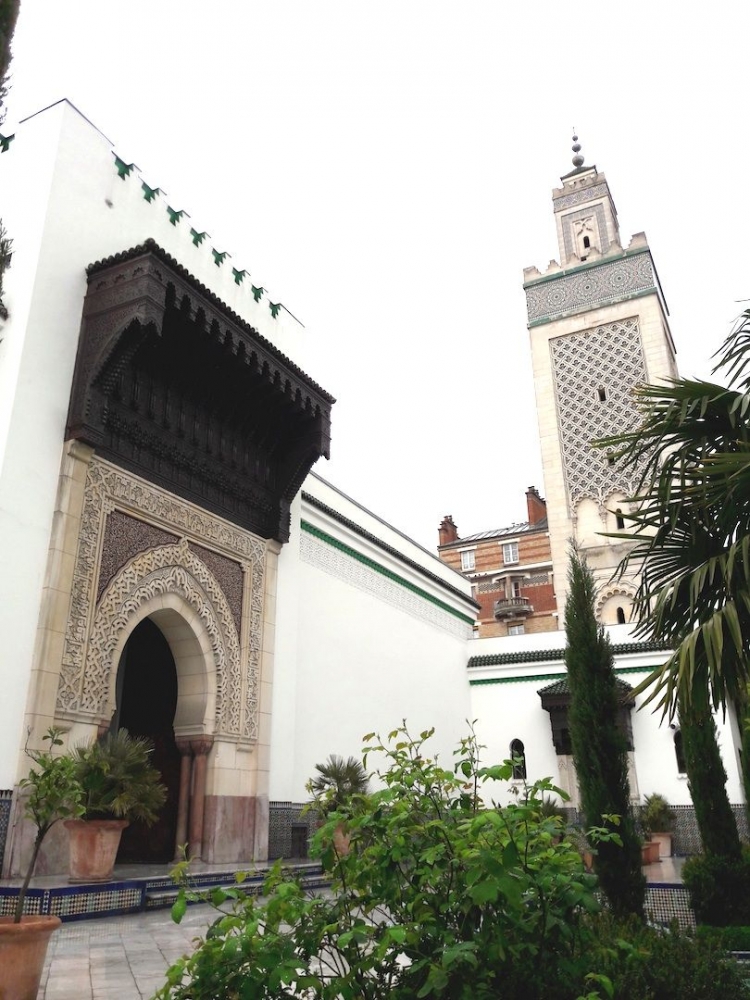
[0, 101, 314, 787]
[270, 474, 474, 802]
[469, 624, 744, 808]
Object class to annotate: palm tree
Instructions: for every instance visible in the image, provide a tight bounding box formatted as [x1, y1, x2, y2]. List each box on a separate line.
[601, 307, 750, 718]
[308, 754, 369, 814]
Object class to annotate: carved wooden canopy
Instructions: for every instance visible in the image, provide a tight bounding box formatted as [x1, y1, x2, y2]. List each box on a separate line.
[538, 676, 635, 755]
[66, 241, 334, 543]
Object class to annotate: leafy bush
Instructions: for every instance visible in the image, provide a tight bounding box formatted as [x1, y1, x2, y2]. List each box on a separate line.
[71, 728, 166, 823]
[696, 923, 750, 952]
[683, 852, 750, 926]
[639, 793, 676, 835]
[589, 914, 747, 999]
[154, 725, 747, 1000]
[156, 724, 612, 1000]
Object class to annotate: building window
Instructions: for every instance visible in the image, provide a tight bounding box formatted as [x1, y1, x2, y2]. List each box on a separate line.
[460, 550, 475, 572]
[674, 730, 687, 774]
[607, 454, 616, 467]
[597, 386, 607, 402]
[511, 579, 522, 599]
[508, 623, 525, 636]
[510, 738, 526, 780]
[615, 508, 625, 530]
[616, 606, 626, 625]
[502, 541, 519, 564]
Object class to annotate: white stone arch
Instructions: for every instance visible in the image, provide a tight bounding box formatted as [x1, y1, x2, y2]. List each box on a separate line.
[596, 583, 636, 625]
[82, 541, 242, 738]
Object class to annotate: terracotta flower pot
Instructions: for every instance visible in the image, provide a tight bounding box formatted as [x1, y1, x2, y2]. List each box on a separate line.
[64, 819, 129, 882]
[641, 840, 660, 865]
[650, 831, 673, 858]
[0, 914, 61, 1000]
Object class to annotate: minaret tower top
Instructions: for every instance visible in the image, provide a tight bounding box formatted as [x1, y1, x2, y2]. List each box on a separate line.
[523, 137, 678, 623]
[551, 134, 621, 266]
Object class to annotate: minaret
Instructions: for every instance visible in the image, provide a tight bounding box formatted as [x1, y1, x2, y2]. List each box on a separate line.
[524, 135, 678, 624]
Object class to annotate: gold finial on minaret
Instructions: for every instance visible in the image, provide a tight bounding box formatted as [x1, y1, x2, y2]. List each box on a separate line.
[571, 131, 584, 169]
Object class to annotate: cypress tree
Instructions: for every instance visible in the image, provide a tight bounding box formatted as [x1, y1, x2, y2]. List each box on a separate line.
[564, 549, 645, 919]
[679, 693, 741, 859]
[0, 0, 20, 121]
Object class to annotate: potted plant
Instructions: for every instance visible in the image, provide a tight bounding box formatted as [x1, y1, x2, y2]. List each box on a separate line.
[306, 754, 369, 857]
[640, 793, 676, 859]
[0, 728, 83, 1000]
[65, 728, 166, 882]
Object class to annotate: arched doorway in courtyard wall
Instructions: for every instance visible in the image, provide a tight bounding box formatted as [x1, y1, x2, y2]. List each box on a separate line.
[114, 617, 181, 864]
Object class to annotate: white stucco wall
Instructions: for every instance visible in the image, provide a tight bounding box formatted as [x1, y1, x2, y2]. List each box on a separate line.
[270, 475, 474, 802]
[0, 100, 315, 786]
[469, 624, 745, 808]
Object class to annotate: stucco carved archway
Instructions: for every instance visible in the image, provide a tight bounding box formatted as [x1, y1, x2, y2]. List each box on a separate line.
[595, 583, 636, 625]
[79, 541, 244, 738]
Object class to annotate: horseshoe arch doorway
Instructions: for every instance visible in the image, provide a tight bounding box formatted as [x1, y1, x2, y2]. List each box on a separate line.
[113, 617, 181, 864]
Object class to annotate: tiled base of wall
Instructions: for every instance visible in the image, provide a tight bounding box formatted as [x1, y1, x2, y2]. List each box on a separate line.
[0, 790, 11, 872]
[269, 801, 319, 859]
[672, 804, 749, 856]
[645, 884, 695, 930]
[0, 862, 327, 923]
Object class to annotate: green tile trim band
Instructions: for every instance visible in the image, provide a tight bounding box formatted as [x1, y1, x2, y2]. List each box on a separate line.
[301, 520, 475, 625]
[468, 640, 669, 668]
[469, 664, 654, 687]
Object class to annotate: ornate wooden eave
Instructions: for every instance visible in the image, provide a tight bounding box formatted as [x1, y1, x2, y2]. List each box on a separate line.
[66, 240, 335, 543]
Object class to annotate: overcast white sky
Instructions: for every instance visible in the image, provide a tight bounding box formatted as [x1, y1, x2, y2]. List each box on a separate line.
[4, 2, 749, 550]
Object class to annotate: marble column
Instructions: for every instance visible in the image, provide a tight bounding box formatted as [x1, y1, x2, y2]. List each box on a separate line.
[188, 737, 214, 860]
[174, 738, 193, 861]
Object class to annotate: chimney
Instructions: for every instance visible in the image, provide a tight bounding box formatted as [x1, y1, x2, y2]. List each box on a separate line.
[438, 515, 459, 546]
[525, 486, 547, 525]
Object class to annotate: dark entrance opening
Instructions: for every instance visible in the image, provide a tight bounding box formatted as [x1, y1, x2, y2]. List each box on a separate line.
[115, 617, 181, 864]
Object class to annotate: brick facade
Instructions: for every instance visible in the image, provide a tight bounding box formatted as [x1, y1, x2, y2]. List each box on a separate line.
[437, 488, 557, 638]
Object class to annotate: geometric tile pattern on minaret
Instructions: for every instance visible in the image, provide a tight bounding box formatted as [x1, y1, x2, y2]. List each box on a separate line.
[551, 317, 646, 506]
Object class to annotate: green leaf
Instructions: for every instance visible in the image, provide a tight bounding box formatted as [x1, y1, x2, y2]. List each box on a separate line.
[171, 896, 187, 923]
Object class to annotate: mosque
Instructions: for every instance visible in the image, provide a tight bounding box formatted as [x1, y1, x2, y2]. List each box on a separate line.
[0, 101, 743, 876]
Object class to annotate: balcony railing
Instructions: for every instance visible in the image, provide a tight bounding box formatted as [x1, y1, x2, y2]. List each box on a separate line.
[494, 596, 533, 620]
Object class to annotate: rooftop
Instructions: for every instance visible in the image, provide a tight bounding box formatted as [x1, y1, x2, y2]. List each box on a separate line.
[441, 517, 548, 547]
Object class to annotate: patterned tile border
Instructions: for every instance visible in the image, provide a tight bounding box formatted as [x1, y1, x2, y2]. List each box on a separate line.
[646, 884, 695, 930]
[269, 801, 320, 860]
[524, 249, 656, 326]
[0, 861, 323, 922]
[0, 790, 11, 873]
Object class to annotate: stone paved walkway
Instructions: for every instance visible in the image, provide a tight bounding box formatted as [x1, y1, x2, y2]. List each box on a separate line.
[39, 904, 216, 1000]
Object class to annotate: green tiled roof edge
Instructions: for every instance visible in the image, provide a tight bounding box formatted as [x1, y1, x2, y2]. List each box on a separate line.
[469, 664, 656, 687]
[468, 640, 669, 668]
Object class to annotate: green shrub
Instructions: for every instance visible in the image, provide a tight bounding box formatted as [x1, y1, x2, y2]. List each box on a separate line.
[590, 914, 748, 999]
[683, 852, 750, 926]
[155, 724, 748, 1000]
[696, 923, 750, 952]
[639, 793, 676, 835]
[156, 724, 616, 1000]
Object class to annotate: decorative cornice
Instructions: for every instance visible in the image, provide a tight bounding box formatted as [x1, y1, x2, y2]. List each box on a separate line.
[467, 640, 670, 669]
[300, 520, 476, 625]
[552, 181, 609, 210]
[301, 492, 478, 610]
[524, 249, 656, 326]
[86, 240, 334, 404]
